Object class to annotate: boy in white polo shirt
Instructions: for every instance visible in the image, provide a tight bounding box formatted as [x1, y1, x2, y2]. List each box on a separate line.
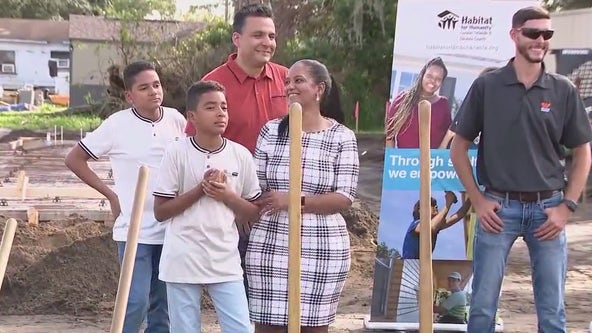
[65, 61, 186, 333]
[153, 81, 260, 333]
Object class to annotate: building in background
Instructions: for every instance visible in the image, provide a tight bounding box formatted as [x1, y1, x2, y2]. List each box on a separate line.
[68, 14, 203, 107]
[0, 18, 70, 95]
[545, 7, 592, 73]
[547, 8, 592, 111]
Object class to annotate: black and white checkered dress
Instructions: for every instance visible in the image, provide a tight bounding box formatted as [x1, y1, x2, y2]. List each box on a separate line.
[245, 118, 359, 327]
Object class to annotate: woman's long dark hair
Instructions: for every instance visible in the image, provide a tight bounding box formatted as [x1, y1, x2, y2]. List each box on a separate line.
[385, 57, 448, 142]
[278, 59, 344, 136]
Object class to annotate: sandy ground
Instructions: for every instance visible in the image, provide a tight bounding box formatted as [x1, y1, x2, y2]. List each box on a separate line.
[0, 131, 591, 332]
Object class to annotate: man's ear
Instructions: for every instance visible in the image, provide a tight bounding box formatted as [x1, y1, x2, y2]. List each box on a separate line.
[124, 90, 133, 105]
[186, 110, 195, 122]
[509, 28, 519, 43]
[232, 32, 241, 48]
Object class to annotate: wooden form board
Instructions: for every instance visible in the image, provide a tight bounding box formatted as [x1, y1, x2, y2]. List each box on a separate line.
[0, 171, 105, 200]
[0, 187, 105, 200]
[0, 171, 109, 225]
[0, 207, 112, 225]
[8, 137, 49, 152]
[7, 131, 67, 152]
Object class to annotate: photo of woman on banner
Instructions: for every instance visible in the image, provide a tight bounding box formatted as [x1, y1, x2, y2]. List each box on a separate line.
[385, 57, 452, 149]
[402, 191, 472, 259]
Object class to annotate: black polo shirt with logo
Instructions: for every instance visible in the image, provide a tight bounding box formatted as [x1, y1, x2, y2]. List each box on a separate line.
[454, 58, 592, 192]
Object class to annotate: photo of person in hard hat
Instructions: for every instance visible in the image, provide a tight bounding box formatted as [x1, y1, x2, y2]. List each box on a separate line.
[434, 271, 468, 324]
[401, 191, 471, 259]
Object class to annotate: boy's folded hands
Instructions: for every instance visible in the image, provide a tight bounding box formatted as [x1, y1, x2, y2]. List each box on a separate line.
[202, 169, 231, 202]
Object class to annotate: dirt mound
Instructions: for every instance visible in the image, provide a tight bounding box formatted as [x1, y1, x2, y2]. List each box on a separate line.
[0, 217, 215, 316]
[0, 216, 111, 280]
[0, 199, 378, 316]
[0, 217, 117, 315]
[341, 200, 380, 279]
[342, 200, 379, 248]
[0, 232, 119, 315]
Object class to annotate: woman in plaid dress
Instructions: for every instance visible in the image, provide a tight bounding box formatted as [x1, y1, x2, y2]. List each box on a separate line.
[246, 59, 360, 333]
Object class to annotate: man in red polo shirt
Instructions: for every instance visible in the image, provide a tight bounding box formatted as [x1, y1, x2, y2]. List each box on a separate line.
[185, 3, 288, 301]
[185, 4, 288, 154]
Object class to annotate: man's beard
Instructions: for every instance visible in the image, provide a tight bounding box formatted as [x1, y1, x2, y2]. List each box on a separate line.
[517, 43, 547, 63]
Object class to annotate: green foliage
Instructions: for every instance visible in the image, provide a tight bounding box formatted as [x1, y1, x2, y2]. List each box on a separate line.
[276, 0, 396, 131]
[105, 0, 176, 20]
[0, 0, 173, 20]
[542, 0, 592, 11]
[1, 0, 108, 19]
[0, 0, 177, 20]
[376, 241, 401, 260]
[154, 18, 234, 113]
[99, 0, 396, 130]
[0, 105, 101, 131]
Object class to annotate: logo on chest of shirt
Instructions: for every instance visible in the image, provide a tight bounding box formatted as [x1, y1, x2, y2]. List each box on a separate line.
[540, 101, 551, 113]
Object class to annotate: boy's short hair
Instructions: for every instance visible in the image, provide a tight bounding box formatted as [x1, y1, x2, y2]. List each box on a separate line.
[233, 3, 273, 33]
[512, 6, 550, 28]
[123, 61, 157, 90]
[186, 81, 226, 112]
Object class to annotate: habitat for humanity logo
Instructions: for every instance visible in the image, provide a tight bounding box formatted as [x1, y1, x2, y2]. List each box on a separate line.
[437, 10, 459, 30]
[436, 9, 493, 40]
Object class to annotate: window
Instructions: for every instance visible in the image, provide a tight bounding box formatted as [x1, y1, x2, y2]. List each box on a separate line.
[50, 50, 70, 69]
[0, 50, 16, 74]
[1, 63, 15, 74]
[398, 72, 419, 93]
[50, 51, 69, 59]
[57, 59, 70, 68]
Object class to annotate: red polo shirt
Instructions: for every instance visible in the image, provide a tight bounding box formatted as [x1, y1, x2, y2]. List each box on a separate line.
[185, 53, 288, 153]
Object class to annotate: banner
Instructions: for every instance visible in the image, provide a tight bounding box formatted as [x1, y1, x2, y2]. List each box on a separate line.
[365, 0, 538, 331]
[382, 149, 478, 191]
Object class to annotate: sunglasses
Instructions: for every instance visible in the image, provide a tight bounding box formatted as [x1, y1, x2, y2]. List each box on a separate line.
[518, 28, 554, 40]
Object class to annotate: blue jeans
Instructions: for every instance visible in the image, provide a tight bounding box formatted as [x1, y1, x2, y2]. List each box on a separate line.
[166, 280, 252, 333]
[468, 191, 567, 333]
[116, 242, 169, 333]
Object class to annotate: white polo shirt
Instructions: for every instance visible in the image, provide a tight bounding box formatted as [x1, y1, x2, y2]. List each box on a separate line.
[79, 107, 186, 244]
[153, 137, 261, 284]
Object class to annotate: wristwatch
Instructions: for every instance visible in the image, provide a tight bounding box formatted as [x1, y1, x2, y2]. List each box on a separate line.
[561, 199, 578, 212]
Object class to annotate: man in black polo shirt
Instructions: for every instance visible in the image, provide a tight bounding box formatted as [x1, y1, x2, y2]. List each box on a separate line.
[450, 6, 592, 333]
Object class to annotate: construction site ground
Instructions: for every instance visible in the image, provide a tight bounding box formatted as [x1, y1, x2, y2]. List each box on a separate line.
[0, 130, 590, 333]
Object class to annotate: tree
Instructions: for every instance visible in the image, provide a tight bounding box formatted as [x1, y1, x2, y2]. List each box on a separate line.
[274, 0, 397, 130]
[376, 242, 401, 260]
[105, 0, 176, 20]
[156, 18, 235, 113]
[84, 0, 397, 131]
[102, 16, 234, 117]
[543, 0, 592, 11]
[1, 0, 108, 20]
[0, 0, 177, 20]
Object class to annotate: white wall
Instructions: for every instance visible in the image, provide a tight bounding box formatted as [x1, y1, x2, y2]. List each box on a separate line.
[546, 8, 592, 73]
[0, 40, 70, 94]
